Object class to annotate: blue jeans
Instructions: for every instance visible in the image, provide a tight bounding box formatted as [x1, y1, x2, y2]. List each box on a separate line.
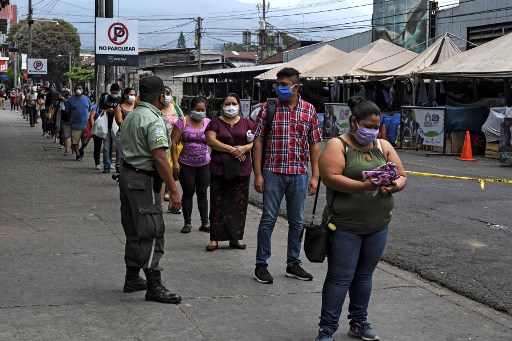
[319, 227, 388, 334]
[256, 170, 308, 266]
[103, 130, 120, 171]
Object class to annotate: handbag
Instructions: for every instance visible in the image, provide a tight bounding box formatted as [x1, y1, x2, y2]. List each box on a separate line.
[91, 111, 109, 139]
[303, 179, 336, 263]
[221, 154, 241, 179]
[84, 121, 92, 139]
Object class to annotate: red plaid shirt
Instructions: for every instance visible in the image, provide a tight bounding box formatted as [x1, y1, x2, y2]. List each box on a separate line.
[254, 97, 322, 174]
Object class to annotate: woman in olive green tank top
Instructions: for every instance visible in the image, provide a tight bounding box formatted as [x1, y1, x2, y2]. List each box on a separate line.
[315, 97, 407, 341]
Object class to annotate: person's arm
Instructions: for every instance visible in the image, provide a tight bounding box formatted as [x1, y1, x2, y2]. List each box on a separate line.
[89, 107, 96, 127]
[379, 139, 408, 194]
[307, 142, 320, 195]
[114, 105, 123, 126]
[152, 148, 181, 209]
[205, 130, 236, 153]
[319, 138, 376, 193]
[252, 107, 266, 193]
[170, 120, 183, 174]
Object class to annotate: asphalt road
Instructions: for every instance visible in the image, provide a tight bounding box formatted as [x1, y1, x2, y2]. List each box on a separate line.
[249, 145, 512, 315]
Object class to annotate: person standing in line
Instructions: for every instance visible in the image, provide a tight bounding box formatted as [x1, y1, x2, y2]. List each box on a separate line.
[9, 89, 18, 112]
[19, 89, 26, 119]
[253, 67, 322, 284]
[88, 102, 103, 170]
[59, 91, 72, 156]
[170, 97, 211, 234]
[160, 86, 183, 213]
[119, 75, 182, 304]
[27, 86, 38, 127]
[0, 87, 5, 110]
[112, 87, 136, 180]
[67, 85, 91, 161]
[99, 83, 123, 173]
[314, 97, 407, 341]
[204, 93, 254, 251]
[37, 89, 47, 136]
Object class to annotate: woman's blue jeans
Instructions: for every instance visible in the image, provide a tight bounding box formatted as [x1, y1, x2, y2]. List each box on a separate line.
[256, 170, 308, 266]
[319, 227, 388, 334]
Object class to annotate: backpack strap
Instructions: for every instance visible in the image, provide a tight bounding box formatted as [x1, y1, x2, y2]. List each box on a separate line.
[265, 98, 277, 134]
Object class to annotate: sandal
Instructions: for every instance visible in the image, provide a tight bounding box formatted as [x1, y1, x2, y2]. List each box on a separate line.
[206, 242, 218, 252]
[199, 225, 210, 233]
[180, 225, 192, 234]
[63, 151, 69, 156]
[167, 206, 182, 214]
[229, 242, 247, 250]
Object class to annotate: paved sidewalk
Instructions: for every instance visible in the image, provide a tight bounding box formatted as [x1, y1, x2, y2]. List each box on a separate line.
[1, 109, 511, 340]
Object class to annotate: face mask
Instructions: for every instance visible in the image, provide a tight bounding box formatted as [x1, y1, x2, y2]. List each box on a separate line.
[223, 105, 239, 118]
[164, 95, 172, 105]
[276, 85, 295, 102]
[352, 122, 379, 146]
[75, 89, 82, 96]
[110, 93, 120, 98]
[190, 111, 206, 121]
[127, 95, 136, 104]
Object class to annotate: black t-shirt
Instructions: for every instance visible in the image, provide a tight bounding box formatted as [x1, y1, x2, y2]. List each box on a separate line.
[99, 93, 123, 128]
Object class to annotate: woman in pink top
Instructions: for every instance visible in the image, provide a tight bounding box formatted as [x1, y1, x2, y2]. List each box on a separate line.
[171, 97, 211, 234]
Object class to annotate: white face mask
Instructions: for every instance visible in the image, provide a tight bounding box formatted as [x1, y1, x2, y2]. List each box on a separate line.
[75, 89, 82, 96]
[127, 95, 136, 104]
[223, 105, 239, 118]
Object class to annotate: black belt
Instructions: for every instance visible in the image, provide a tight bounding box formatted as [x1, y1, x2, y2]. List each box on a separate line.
[124, 162, 156, 177]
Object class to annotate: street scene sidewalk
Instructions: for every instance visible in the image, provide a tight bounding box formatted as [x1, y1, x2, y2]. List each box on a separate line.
[1, 108, 512, 340]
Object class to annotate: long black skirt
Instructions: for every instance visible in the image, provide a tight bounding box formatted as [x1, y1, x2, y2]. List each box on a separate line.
[209, 173, 250, 242]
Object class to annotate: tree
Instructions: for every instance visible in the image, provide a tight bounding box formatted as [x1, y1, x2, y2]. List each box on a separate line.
[7, 18, 81, 88]
[64, 66, 94, 84]
[221, 42, 257, 53]
[177, 31, 187, 48]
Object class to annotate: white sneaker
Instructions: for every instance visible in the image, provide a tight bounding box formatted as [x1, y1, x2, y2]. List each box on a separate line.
[110, 165, 115, 170]
[95, 164, 101, 170]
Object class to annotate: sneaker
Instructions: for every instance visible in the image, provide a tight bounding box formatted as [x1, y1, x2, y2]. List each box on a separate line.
[316, 328, 334, 341]
[164, 193, 170, 201]
[254, 264, 273, 284]
[102, 169, 110, 173]
[95, 164, 101, 170]
[285, 262, 313, 281]
[348, 320, 380, 341]
[79, 149, 84, 158]
[110, 165, 116, 170]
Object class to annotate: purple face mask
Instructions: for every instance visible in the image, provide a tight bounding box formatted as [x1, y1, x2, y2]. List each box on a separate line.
[352, 122, 379, 145]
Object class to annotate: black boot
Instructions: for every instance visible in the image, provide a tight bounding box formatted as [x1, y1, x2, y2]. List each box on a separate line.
[123, 267, 147, 293]
[144, 269, 182, 304]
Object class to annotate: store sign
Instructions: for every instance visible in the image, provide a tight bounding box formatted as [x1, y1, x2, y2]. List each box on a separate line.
[401, 106, 445, 147]
[324, 103, 351, 137]
[27, 58, 48, 74]
[0, 57, 8, 73]
[96, 18, 138, 66]
[21, 54, 27, 70]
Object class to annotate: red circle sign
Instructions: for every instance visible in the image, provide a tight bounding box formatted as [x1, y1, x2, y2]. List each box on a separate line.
[33, 60, 44, 70]
[108, 22, 129, 46]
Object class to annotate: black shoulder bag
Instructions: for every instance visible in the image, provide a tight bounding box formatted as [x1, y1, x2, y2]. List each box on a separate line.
[304, 180, 337, 263]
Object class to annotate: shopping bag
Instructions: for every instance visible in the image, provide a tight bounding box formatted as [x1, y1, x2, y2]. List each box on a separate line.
[84, 121, 92, 139]
[91, 111, 108, 139]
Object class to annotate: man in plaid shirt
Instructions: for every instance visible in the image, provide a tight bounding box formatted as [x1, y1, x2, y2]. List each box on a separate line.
[253, 67, 322, 284]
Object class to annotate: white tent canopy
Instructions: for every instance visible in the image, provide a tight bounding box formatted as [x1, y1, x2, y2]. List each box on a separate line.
[172, 64, 279, 79]
[357, 34, 461, 78]
[254, 45, 347, 80]
[301, 39, 417, 79]
[420, 32, 512, 78]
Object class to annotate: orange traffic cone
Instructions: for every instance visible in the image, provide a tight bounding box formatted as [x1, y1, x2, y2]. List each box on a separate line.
[380, 123, 388, 141]
[457, 131, 476, 161]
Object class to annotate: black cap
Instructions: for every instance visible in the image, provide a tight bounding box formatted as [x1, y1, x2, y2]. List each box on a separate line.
[139, 76, 165, 95]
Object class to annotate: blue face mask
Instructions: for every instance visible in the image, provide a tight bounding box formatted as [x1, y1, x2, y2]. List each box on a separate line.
[110, 93, 120, 98]
[190, 111, 206, 121]
[275, 85, 295, 102]
[164, 95, 172, 105]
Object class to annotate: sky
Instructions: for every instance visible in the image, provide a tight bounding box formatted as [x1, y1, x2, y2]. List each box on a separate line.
[10, 0, 460, 52]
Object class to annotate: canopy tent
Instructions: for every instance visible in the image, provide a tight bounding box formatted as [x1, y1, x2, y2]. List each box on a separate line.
[357, 34, 461, 78]
[172, 64, 279, 79]
[254, 45, 347, 80]
[420, 32, 512, 78]
[301, 39, 417, 79]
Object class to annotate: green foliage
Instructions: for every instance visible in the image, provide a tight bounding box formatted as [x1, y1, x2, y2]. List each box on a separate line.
[7, 18, 81, 87]
[177, 31, 187, 48]
[6, 66, 14, 87]
[281, 33, 299, 48]
[64, 66, 94, 83]
[222, 42, 257, 52]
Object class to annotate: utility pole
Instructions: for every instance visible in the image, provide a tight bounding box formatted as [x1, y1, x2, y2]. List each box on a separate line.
[95, 0, 105, 97]
[196, 16, 202, 71]
[105, 0, 114, 87]
[27, 0, 33, 87]
[68, 51, 72, 90]
[14, 41, 18, 89]
[257, 0, 268, 63]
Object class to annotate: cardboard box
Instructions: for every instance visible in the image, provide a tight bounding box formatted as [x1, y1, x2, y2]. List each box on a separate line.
[485, 141, 500, 158]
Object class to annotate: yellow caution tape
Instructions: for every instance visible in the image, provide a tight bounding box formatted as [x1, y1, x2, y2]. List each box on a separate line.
[405, 171, 512, 190]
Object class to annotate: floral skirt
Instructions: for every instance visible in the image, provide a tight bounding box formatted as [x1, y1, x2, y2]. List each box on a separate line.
[209, 173, 250, 242]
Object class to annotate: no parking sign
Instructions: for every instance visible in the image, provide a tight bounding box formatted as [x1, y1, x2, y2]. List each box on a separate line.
[96, 18, 138, 66]
[27, 58, 48, 75]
